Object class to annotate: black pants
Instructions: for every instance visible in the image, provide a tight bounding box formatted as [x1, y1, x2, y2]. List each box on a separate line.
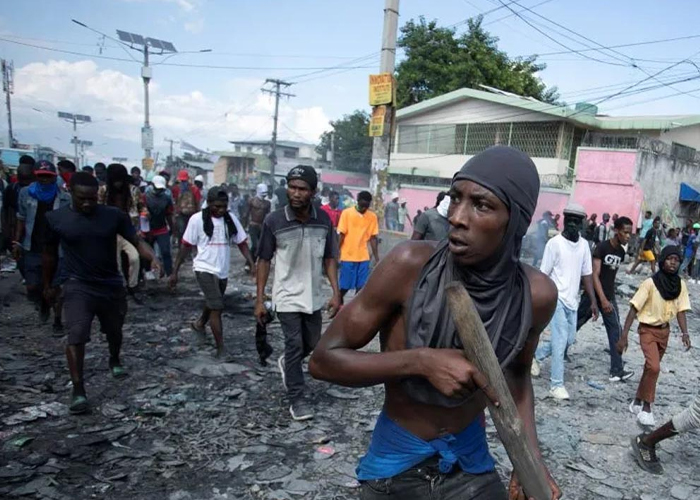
[360, 457, 506, 500]
[576, 293, 624, 376]
[277, 310, 322, 401]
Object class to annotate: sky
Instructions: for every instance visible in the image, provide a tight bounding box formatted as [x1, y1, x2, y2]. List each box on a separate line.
[3, 0, 700, 165]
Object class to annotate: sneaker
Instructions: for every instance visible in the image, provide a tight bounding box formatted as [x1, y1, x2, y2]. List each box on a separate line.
[549, 386, 570, 400]
[289, 401, 314, 421]
[277, 355, 287, 391]
[530, 359, 540, 377]
[637, 410, 655, 427]
[609, 370, 634, 382]
[630, 435, 663, 475]
[629, 401, 643, 414]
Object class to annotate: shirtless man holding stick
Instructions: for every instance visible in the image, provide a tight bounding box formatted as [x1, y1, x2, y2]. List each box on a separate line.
[310, 146, 561, 500]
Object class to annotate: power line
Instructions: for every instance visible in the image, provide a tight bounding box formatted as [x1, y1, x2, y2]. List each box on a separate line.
[495, 0, 631, 67]
[534, 33, 700, 57]
[0, 36, 378, 72]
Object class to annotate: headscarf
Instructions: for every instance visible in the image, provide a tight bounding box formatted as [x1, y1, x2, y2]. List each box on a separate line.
[256, 183, 268, 199]
[202, 187, 237, 241]
[403, 146, 540, 408]
[652, 245, 682, 301]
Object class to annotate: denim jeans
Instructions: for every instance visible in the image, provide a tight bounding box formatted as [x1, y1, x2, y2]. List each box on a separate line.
[150, 232, 172, 276]
[386, 219, 398, 231]
[360, 457, 506, 500]
[577, 293, 624, 376]
[536, 299, 577, 388]
[680, 254, 693, 275]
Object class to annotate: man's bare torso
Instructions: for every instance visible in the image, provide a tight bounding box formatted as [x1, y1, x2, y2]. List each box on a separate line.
[249, 197, 270, 225]
[379, 240, 546, 441]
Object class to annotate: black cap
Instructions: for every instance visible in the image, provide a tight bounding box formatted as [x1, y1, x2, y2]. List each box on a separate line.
[286, 165, 318, 191]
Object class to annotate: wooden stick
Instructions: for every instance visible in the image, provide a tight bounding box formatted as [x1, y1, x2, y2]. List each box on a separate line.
[445, 282, 552, 500]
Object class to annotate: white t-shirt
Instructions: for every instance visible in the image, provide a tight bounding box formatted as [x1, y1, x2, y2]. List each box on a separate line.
[182, 211, 247, 279]
[540, 234, 592, 310]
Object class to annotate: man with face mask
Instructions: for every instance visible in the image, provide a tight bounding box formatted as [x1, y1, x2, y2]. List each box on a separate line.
[14, 161, 71, 331]
[411, 192, 450, 242]
[617, 245, 691, 427]
[532, 203, 599, 401]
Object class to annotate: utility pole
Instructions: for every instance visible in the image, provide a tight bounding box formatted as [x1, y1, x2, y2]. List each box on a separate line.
[142, 45, 153, 161]
[262, 79, 294, 186]
[370, 0, 400, 217]
[164, 138, 178, 169]
[2, 60, 14, 148]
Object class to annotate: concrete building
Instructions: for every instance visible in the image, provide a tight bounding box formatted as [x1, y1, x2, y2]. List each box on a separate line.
[226, 140, 324, 184]
[389, 87, 700, 229]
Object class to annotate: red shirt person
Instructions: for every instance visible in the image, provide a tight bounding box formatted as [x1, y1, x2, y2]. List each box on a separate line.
[170, 170, 201, 243]
[320, 190, 343, 228]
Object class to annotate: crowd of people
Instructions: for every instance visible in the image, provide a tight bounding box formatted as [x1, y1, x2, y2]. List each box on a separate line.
[0, 146, 698, 499]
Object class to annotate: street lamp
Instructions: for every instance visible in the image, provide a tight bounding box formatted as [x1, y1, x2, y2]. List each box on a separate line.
[58, 112, 91, 168]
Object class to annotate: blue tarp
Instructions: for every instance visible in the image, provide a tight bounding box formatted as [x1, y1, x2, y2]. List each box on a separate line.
[680, 182, 700, 203]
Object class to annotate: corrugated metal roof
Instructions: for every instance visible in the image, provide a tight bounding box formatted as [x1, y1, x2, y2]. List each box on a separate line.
[396, 87, 700, 131]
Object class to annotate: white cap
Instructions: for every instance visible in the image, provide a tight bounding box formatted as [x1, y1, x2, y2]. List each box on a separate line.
[194, 174, 204, 183]
[563, 202, 587, 218]
[152, 175, 166, 189]
[392, 192, 400, 199]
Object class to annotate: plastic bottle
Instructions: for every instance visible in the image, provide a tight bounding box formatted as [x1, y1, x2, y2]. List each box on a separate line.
[139, 209, 150, 233]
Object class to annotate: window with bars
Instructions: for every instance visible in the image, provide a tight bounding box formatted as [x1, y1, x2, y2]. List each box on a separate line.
[397, 121, 564, 158]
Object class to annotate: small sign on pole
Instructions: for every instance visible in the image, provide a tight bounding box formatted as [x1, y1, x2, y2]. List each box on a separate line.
[369, 73, 394, 106]
[142, 157, 154, 170]
[369, 106, 387, 137]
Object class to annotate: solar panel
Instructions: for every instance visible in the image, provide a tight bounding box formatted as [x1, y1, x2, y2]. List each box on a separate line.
[58, 111, 73, 120]
[76, 114, 91, 123]
[146, 38, 163, 50]
[116, 30, 133, 43]
[131, 34, 145, 46]
[82, 141, 93, 147]
[161, 41, 177, 53]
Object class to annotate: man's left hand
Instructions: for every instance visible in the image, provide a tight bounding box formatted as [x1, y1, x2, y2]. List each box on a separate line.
[508, 470, 561, 500]
[682, 333, 691, 351]
[327, 293, 341, 319]
[590, 303, 599, 321]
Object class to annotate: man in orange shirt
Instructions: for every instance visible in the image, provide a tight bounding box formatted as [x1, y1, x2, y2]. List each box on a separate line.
[338, 190, 379, 303]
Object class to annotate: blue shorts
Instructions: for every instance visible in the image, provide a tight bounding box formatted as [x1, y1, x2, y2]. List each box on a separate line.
[339, 261, 370, 291]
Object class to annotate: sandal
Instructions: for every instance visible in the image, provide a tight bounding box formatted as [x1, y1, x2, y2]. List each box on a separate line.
[111, 365, 129, 379]
[69, 395, 89, 415]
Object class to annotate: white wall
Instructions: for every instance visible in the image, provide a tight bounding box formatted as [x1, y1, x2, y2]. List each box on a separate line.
[399, 98, 556, 126]
[391, 153, 568, 178]
[659, 124, 700, 150]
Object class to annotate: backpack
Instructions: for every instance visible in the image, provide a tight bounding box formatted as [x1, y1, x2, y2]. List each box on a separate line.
[178, 188, 197, 216]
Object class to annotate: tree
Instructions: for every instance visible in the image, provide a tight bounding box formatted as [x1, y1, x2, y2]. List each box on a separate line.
[396, 16, 559, 108]
[316, 110, 372, 174]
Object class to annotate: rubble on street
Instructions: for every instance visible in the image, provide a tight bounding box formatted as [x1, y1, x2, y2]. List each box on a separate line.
[1, 253, 699, 500]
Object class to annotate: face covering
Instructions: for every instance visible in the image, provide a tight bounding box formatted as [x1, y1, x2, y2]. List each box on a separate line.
[652, 245, 682, 300]
[403, 146, 540, 408]
[256, 183, 268, 199]
[436, 195, 451, 218]
[562, 216, 582, 242]
[27, 180, 59, 203]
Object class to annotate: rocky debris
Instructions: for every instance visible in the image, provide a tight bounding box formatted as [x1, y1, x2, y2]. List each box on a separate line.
[1, 250, 699, 499]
